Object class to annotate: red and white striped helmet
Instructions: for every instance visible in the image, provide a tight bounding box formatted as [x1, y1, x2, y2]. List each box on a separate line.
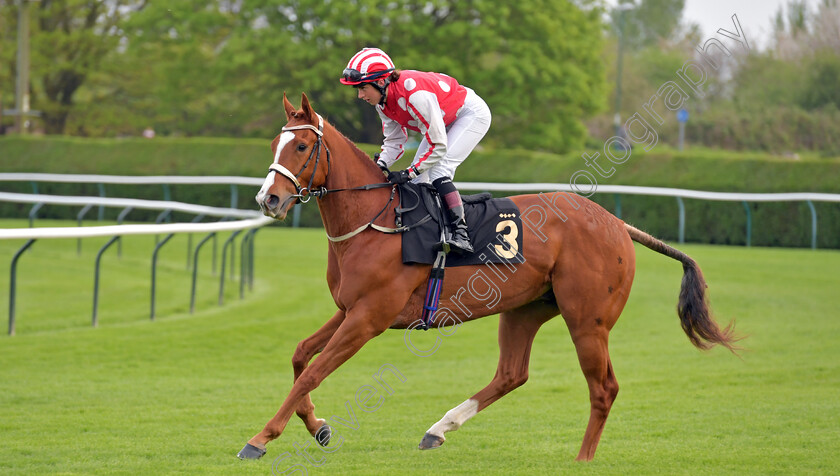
[340, 48, 396, 86]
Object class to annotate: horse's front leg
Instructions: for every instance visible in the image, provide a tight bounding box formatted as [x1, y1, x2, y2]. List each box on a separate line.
[292, 309, 345, 445]
[238, 298, 399, 459]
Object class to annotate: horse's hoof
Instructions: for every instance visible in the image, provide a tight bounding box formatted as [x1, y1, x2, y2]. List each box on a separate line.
[418, 432, 444, 450]
[237, 443, 266, 459]
[315, 423, 332, 447]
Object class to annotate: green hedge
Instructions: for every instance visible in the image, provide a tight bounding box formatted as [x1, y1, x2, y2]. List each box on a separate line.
[588, 195, 839, 249]
[2, 136, 839, 248]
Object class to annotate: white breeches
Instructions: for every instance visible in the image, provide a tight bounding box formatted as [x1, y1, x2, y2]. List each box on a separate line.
[413, 88, 492, 183]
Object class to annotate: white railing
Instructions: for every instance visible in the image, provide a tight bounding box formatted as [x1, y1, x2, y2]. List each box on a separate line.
[0, 192, 271, 239]
[2, 173, 839, 335]
[3, 173, 840, 247]
[3, 173, 839, 202]
[0, 184, 273, 336]
[0, 172, 260, 186]
[456, 182, 840, 203]
[452, 183, 840, 249]
[0, 216, 272, 240]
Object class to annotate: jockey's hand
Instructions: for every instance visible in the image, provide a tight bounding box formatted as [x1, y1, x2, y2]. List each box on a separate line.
[387, 167, 417, 184]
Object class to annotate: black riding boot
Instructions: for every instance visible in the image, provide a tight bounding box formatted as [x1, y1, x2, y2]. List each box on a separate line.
[433, 177, 474, 254]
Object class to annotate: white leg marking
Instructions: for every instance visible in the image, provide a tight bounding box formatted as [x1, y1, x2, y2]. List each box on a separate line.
[426, 398, 479, 440]
[257, 131, 295, 202]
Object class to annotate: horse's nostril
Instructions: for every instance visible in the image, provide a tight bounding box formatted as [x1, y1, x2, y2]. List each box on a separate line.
[266, 194, 280, 209]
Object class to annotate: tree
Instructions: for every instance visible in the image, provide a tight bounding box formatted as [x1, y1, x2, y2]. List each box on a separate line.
[78, 1, 238, 136]
[801, 49, 840, 111]
[611, 0, 686, 51]
[444, 0, 606, 152]
[10, 0, 608, 153]
[14, 0, 147, 134]
[593, 0, 692, 142]
[215, 0, 606, 152]
[0, 1, 15, 128]
[669, 0, 840, 152]
[761, 0, 840, 111]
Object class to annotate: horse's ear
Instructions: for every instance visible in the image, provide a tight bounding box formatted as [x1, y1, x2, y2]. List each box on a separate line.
[283, 92, 297, 119]
[300, 92, 315, 122]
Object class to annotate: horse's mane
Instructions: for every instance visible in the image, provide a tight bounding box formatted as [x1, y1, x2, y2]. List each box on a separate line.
[285, 99, 383, 176]
[323, 118, 383, 175]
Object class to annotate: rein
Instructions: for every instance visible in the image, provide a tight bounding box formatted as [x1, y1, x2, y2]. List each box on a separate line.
[268, 115, 422, 242]
[323, 183, 433, 243]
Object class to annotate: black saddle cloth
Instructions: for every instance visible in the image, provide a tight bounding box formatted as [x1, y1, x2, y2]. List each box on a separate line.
[398, 182, 525, 267]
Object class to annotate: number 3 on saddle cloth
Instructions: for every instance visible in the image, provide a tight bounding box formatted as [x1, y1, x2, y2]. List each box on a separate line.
[395, 182, 525, 330]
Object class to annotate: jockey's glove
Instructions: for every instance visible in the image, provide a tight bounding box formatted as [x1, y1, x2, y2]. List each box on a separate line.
[387, 166, 418, 184]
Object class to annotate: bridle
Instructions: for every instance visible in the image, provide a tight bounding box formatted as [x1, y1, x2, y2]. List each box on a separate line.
[270, 114, 397, 205]
[266, 114, 415, 242]
[268, 114, 332, 204]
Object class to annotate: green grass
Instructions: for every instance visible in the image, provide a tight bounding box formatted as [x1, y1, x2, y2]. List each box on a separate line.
[1, 221, 839, 475]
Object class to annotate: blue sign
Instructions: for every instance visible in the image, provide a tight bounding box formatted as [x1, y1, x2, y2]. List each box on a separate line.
[677, 108, 689, 123]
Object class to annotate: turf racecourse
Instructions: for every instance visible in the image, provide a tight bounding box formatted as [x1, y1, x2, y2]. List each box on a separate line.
[1, 221, 838, 475]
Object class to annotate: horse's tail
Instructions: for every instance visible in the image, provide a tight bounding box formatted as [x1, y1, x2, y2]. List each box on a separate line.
[625, 224, 739, 353]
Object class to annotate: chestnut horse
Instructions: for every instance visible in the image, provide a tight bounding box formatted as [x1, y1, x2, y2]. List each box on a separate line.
[241, 93, 736, 461]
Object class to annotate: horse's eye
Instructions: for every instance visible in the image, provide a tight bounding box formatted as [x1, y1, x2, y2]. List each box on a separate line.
[297, 143, 307, 152]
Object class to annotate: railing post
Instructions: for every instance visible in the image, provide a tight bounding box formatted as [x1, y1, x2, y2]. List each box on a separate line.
[230, 184, 238, 209]
[97, 183, 106, 221]
[154, 209, 172, 245]
[213, 217, 233, 276]
[292, 203, 301, 228]
[190, 232, 217, 314]
[741, 201, 752, 247]
[9, 239, 36, 336]
[613, 193, 622, 220]
[239, 231, 252, 299]
[676, 196, 685, 244]
[248, 228, 258, 290]
[229, 228, 237, 281]
[93, 236, 120, 327]
[158, 184, 172, 245]
[218, 230, 242, 306]
[28, 182, 40, 228]
[212, 232, 218, 275]
[186, 214, 205, 269]
[806, 200, 817, 250]
[116, 206, 133, 257]
[151, 233, 175, 321]
[28, 202, 44, 228]
[76, 204, 94, 255]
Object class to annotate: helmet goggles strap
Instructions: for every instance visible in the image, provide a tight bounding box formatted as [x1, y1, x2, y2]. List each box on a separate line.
[343, 67, 394, 84]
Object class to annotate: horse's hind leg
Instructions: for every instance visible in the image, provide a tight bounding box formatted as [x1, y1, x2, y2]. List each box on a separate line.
[567, 325, 618, 461]
[292, 309, 345, 445]
[419, 299, 558, 449]
[553, 219, 633, 460]
[557, 276, 626, 460]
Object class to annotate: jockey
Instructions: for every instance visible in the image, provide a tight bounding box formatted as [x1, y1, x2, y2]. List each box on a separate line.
[340, 47, 492, 254]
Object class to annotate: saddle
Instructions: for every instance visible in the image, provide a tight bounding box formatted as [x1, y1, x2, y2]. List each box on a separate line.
[396, 182, 524, 267]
